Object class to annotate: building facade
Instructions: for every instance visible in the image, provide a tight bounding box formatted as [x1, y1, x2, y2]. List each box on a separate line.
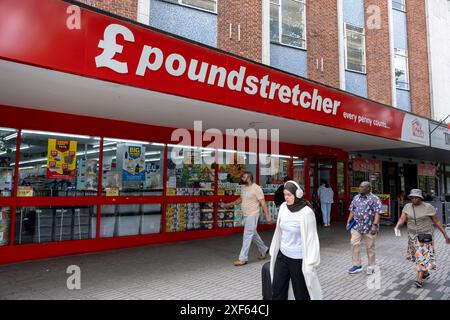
[0, 0, 448, 264]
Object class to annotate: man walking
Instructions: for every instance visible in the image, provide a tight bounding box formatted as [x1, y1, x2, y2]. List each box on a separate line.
[224, 172, 273, 266]
[346, 181, 383, 275]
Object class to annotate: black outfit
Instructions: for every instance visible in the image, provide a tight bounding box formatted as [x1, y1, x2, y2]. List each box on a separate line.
[272, 251, 311, 300]
[274, 185, 285, 207]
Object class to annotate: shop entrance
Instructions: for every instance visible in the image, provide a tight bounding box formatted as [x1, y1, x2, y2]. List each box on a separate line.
[403, 164, 418, 195]
[309, 158, 339, 224]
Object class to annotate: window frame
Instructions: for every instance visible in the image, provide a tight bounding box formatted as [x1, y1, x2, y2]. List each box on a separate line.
[392, 0, 406, 12]
[344, 23, 367, 74]
[270, 0, 307, 50]
[394, 48, 410, 91]
[164, 0, 218, 14]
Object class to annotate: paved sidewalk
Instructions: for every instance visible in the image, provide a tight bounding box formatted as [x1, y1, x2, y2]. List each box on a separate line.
[0, 223, 449, 300]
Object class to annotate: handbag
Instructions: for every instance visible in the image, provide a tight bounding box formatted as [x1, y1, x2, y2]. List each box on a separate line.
[412, 205, 433, 243]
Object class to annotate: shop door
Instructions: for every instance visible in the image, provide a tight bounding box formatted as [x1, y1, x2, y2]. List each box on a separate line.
[403, 164, 418, 195]
[310, 158, 338, 223]
[383, 162, 400, 221]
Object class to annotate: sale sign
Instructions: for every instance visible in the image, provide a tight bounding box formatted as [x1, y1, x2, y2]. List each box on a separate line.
[46, 139, 77, 179]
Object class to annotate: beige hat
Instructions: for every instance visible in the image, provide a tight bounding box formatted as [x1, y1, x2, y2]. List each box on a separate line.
[408, 189, 423, 199]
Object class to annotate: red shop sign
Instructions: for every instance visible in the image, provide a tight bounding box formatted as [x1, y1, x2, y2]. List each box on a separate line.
[352, 159, 382, 173]
[0, 0, 419, 143]
[418, 164, 436, 177]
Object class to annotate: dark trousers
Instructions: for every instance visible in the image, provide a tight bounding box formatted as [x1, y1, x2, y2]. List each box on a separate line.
[272, 251, 311, 300]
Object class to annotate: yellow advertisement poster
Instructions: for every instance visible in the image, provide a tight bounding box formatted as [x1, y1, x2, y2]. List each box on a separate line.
[46, 139, 77, 180]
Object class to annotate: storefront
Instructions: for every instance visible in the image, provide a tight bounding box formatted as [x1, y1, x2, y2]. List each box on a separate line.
[0, 0, 432, 264]
[348, 121, 450, 224]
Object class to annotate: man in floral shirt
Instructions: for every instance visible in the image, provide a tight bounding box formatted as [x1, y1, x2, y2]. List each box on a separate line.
[346, 181, 383, 275]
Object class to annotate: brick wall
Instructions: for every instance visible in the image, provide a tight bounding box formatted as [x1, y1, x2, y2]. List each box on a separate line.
[406, 0, 431, 118]
[75, 0, 138, 21]
[364, 0, 392, 106]
[217, 0, 262, 62]
[306, 0, 340, 88]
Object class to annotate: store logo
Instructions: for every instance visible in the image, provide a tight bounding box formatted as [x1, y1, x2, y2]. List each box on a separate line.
[94, 24, 343, 116]
[411, 118, 425, 139]
[170, 121, 281, 176]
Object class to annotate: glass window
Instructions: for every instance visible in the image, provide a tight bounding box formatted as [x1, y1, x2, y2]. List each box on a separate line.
[337, 161, 345, 196]
[14, 206, 97, 244]
[394, 48, 410, 90]
[418, 176, 437, 197]
[392, 0, 406, 11]
[164, 0, 217, 13]
[0, 207, 11, 246]
[166, 146, 215, 196]
[0, 128, 17, 197]
[270, 0, 306, 49]
[345, 24, 366, 73]
[293, 157, 305, 186]
[166, 202, 214, 232]
[100, 203, 162, 238]
[102, 139, 164, 196]
[218, 151, 256, 196]
[259, 154, 291, 194]
[17, 130, 100, 197]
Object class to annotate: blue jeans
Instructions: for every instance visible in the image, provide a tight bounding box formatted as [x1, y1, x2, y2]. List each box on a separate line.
[321, 203, 332, 225]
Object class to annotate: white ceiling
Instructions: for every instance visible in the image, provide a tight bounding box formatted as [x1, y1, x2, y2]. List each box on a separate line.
[0, 59, 420, 152]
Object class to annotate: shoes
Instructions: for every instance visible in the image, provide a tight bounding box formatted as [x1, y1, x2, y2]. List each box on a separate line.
[415, 281, 423, 288]
[233, 259, 248, 266]
[348, 265, 363, 274]
[258, 249, 270, 260]
[423, 272, 430, 281]
[367, 266, 376, 275]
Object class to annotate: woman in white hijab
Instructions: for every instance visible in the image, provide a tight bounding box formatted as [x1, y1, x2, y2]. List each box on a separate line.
[269, 180, 322, 300]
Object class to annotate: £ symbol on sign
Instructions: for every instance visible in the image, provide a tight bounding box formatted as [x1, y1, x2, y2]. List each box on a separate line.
[95, 24, 135, 74]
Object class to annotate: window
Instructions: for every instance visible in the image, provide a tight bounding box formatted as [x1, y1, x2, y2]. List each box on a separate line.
[102, 138, 164, 196]
[270, 0, 307, 49]
[101, 203, 162, 237]
[392, 0, 406, 11]
[18, 130, 100, 197]
[164, 0, 217, 13]
[394, 48, 410, 90]
[259, 154, 291, 194]
[166, 202, 214, 232]
[337, 161, 345, 196]
[15, 206, 97, 244]
[166, 145, 215, 196]
[293, 157, 305, 186]
[0, 127, 17, 197]
[0, 207, 11, 246]
[217, 150, 256, 196]
[345, 24, 366, 73]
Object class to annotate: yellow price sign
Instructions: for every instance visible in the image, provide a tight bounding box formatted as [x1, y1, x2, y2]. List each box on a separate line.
[106, 188, 119, 197]
[17, 187, 33, 197]
[166, 188, 176, 196]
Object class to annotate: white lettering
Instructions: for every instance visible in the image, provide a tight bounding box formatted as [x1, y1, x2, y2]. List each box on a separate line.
[165, 53, 187, 77]
[95, 24, 135, 73]
[136, 45, 164, 76]
[227, 66, 246, 91]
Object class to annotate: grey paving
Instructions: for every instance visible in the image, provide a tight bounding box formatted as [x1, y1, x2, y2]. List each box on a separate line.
[0, 223, 449, 300]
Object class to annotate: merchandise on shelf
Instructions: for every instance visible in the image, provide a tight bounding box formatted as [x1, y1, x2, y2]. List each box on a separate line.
[0, 207, 11, 246]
